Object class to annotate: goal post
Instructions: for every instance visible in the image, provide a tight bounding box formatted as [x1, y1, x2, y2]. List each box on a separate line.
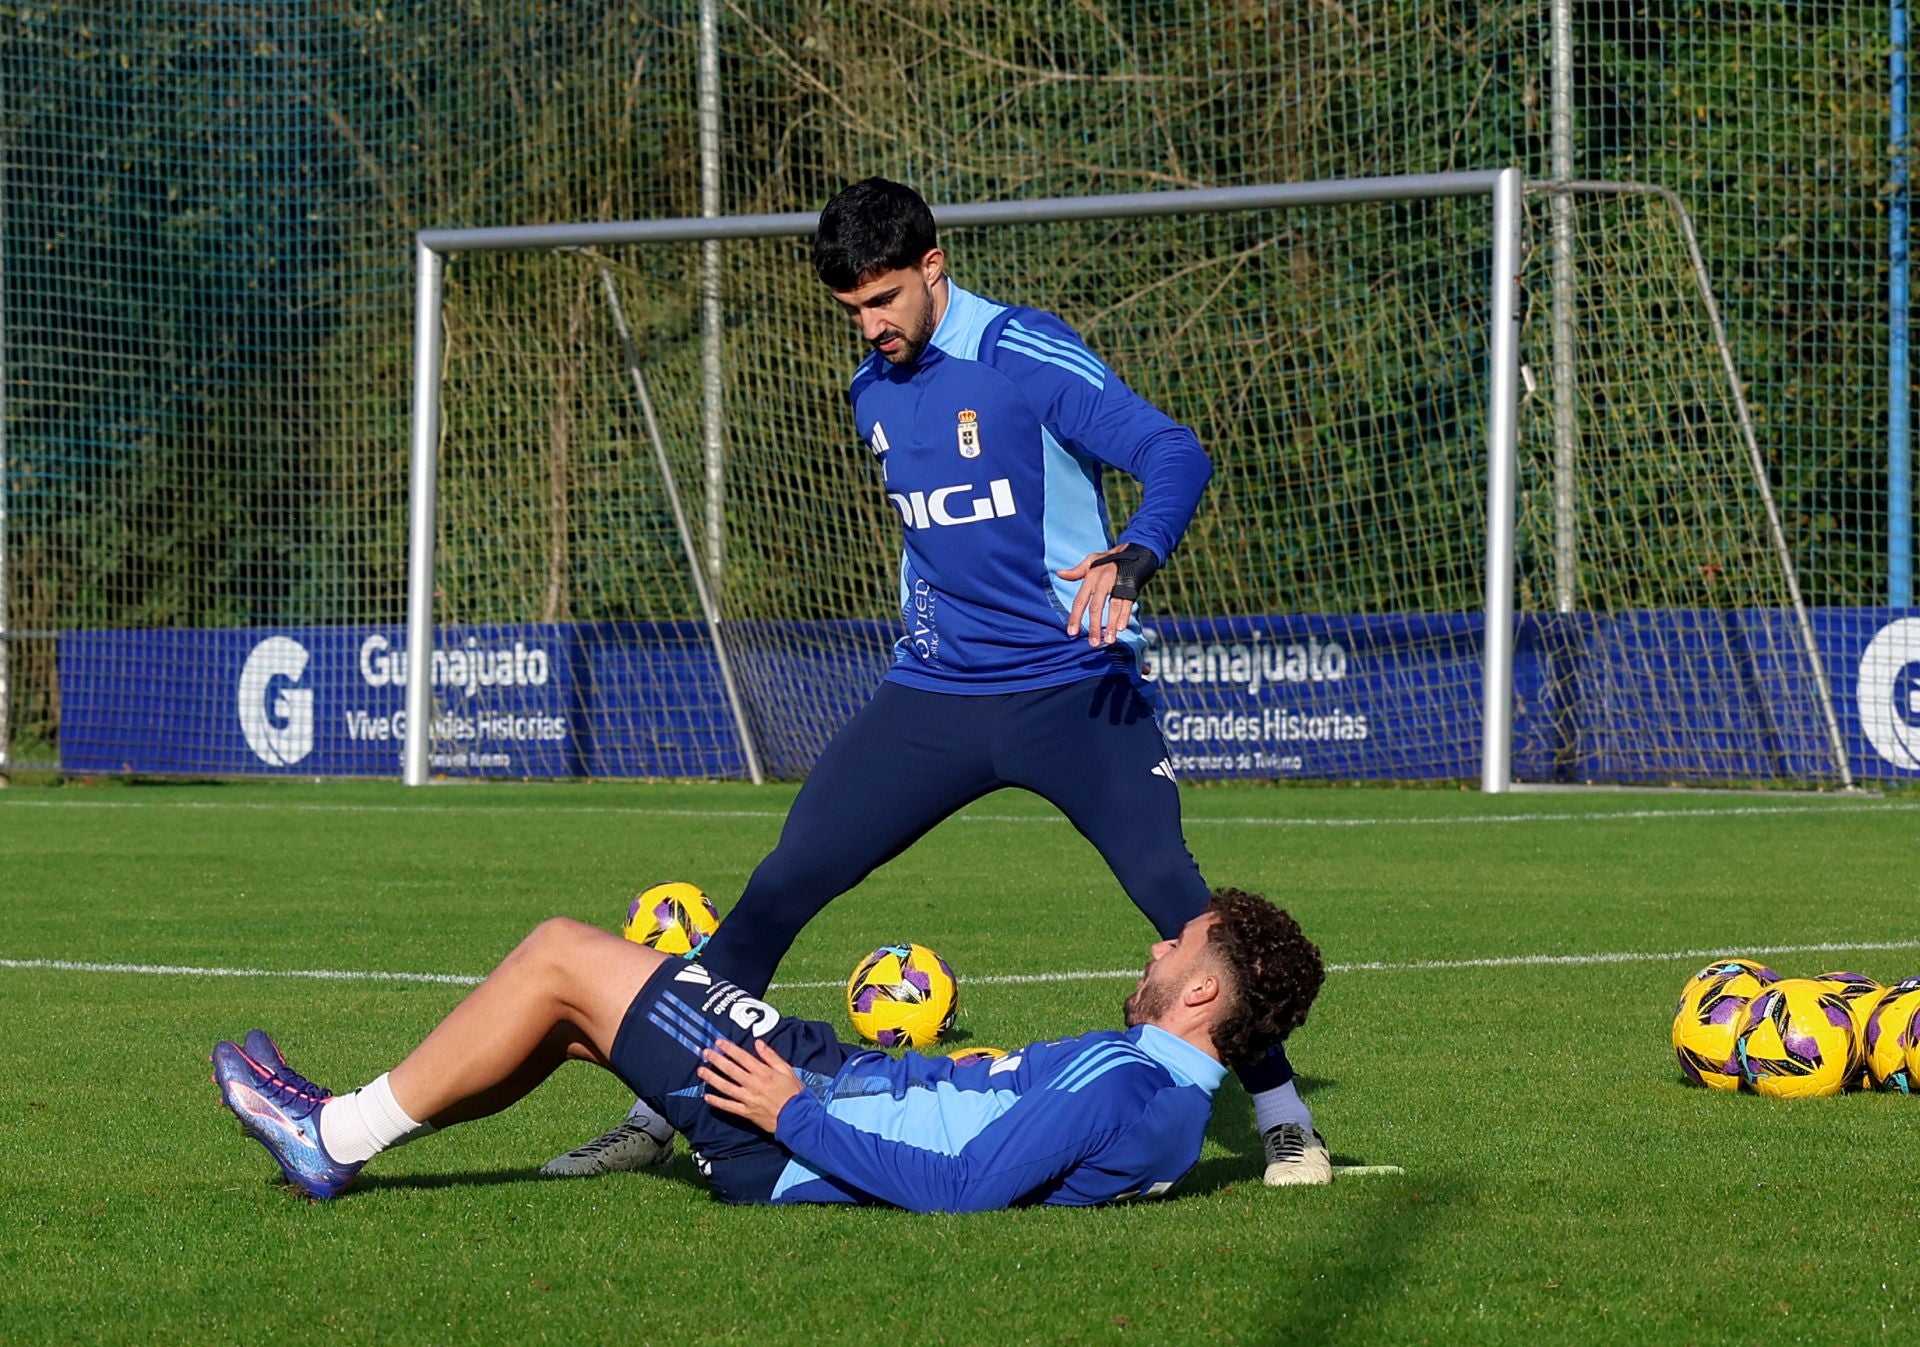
[401, 170, 1851, 791]
[403, 171, 1524, 788]
[1483, 168, 1523, 792]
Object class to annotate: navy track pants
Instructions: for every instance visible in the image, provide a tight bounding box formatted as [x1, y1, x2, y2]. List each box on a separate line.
[698, 671, 1295, 1094]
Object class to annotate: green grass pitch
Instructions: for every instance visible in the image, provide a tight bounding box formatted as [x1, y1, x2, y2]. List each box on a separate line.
[3, 780, 1918, 1344]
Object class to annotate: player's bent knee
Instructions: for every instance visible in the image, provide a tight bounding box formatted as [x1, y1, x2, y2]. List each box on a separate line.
[521, 915, 596, 954]
[514, 918, 663, 1035]
[513, 917, 617, 978]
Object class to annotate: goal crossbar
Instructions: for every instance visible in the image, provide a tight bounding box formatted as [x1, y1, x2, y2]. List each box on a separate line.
[416, 172, 1512, 254]
[403, 170, 1527, 787]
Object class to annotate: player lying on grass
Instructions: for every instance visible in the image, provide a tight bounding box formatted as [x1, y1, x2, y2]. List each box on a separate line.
[212, 888, 1322, 1211]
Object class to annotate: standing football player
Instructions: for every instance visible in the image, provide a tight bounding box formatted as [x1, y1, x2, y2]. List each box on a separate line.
[546, 177, 1329, 1187]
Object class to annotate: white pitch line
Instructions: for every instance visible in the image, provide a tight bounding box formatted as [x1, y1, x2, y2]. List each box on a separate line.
[1327, 937, 1920, 976]
[0, 796, 1914, 830]
[1331, 1164, 1405, 1177]
[1183, 801, 1920, 828]
[0, 957, 485, 987]
[9, 935, 1920, 991]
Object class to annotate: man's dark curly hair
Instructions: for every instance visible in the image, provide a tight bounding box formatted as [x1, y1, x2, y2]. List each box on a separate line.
[812, 177, 938, 290]
[1202, 887, 1324, 1069]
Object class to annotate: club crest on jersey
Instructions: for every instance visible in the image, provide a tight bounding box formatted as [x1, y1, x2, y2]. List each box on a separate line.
[956, 408, 982, 459]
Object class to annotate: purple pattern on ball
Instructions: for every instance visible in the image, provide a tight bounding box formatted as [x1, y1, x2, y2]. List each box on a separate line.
[1706, 992, 1745, 1026]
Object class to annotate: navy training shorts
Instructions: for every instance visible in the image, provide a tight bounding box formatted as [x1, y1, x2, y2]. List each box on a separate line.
[607, 957, 862, 1203]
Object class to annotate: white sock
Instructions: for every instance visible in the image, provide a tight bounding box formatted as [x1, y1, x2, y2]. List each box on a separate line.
[624, 1096, 675, 1140]
[318, 1073, 436, 1165]
[1251, 1079, 1313, 1134]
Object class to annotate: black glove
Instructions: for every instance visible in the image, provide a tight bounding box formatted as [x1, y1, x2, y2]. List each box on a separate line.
[1092, 543, 1161, 601]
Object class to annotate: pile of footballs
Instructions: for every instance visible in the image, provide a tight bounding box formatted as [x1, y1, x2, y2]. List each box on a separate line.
[1671, 959, 1920, 1097]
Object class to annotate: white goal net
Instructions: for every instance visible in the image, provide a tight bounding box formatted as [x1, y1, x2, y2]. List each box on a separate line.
[403, 175, 1849, 789]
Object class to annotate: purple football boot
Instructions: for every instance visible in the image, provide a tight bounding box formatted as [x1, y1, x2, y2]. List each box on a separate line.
[240, 1030, 337, 1102]
[242, 1029, 290, 1071]
[212, 1039, 362, 1199]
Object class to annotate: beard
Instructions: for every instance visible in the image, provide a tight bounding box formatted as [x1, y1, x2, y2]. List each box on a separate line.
[1123, 975, 1175, 1029]
[874, 297, 938, 365]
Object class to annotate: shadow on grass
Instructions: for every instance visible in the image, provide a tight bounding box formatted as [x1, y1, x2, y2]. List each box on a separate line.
[349, 1165, 710, 1197]
[1192, 1071, 1465, 1346]
[1249, 1175, 1466, 1346]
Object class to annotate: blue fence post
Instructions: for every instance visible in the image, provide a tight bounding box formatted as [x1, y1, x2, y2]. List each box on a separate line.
[1894, 0, 1914, 606]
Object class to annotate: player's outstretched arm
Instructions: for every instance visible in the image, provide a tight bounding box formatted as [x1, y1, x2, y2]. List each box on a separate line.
[767, 1066, 1148, 1213]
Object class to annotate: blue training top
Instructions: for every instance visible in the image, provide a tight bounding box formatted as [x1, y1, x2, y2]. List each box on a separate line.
[846, 281, 1214, 694]
[767, 1023, 1226, 1212]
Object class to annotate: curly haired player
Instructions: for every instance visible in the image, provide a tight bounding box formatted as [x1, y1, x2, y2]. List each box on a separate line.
[212, 890, 1322, 1211]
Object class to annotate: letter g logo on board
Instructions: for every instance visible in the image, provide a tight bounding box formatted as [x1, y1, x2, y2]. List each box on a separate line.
[238, 636, 315, 767]
[1858, 618, 1920, 771]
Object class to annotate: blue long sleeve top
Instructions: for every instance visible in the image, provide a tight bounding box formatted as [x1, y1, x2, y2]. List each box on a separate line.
[846, 281, 1214, 693]
[765, 1024, 1226, 1212]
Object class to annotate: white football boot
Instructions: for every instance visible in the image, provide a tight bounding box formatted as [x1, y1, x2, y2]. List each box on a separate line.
[1261, 1122, 1333, 1186]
